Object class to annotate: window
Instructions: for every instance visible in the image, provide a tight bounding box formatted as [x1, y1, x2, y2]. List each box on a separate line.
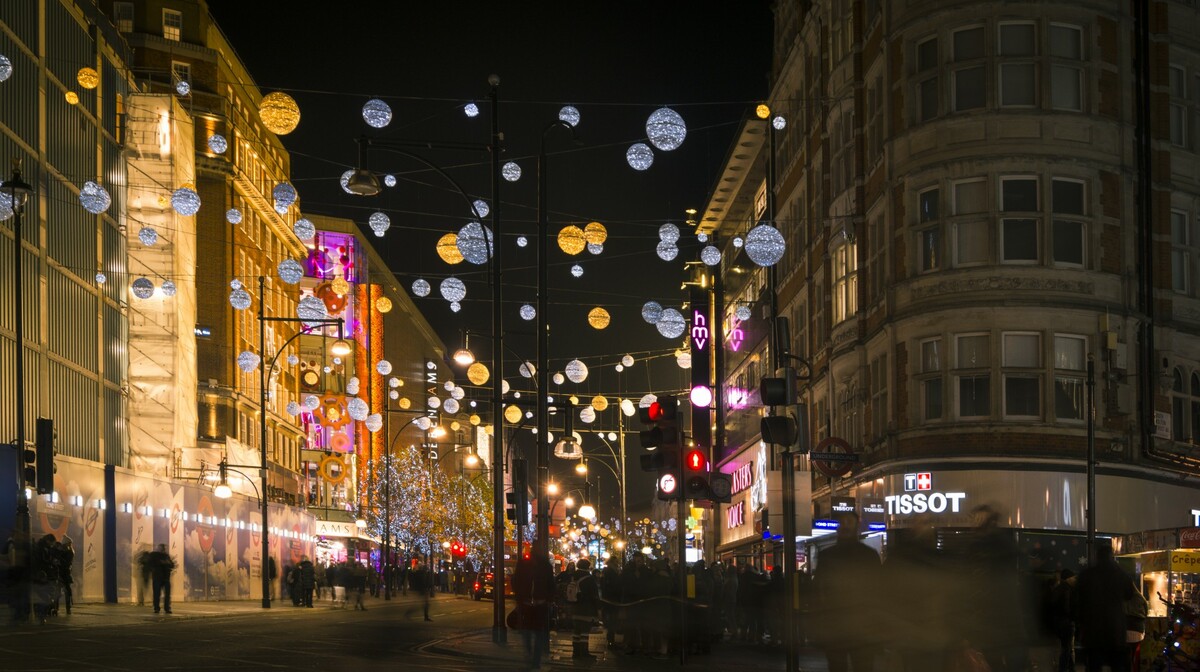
[956, 334, 991, 417]
[1054, 335, 1086, 421]
[832, 239, 858, 324]
[1172, 210, 1192, 294]
[1172, 368, 1187, 441]
[955, 221, 989, 265]
[1001, 178, 1038, 212]
[917, 37, 939, 122]
[171, 61, 190, 89]
[1003, 332, 1041, 417]
[921, 338, 943, 421]
[113, 2, 133, 32]
[953, 179, 987, 214]
[866, 215, 886, 305]
[1052, 179, 1086, 266]
[1192, 373, 1200, 443]
[918, 187, 941, 272]
[870, 353, 888, 439]
[162, 8, 182, 41]
[999, 23, 1036, 107]
[1001, 177, 1039, 263]
[1050, 24, 1083, 111]
[953, 27, 986, 111]
[1171, 66, 1187, 147]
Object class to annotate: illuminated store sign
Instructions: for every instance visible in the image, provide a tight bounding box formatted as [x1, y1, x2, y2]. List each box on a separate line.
[886, 472, 967, 515]
[726, 315, 745, 352]
[731, 461, 754, 495]
[726, 501, 745, 529]
[692, 311, 709, 350]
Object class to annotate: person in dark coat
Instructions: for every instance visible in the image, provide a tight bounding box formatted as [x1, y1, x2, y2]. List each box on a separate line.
[297, 556, 315, 608]
[147, 543, 175, 615]
[409, 562, 433, 621]
[813, 512, 881, 672]
[600, 562, 621, 646]
[514, 553, 555, 670]
[964, 505, 1030, 672]
[566, 558, 600, 659]
[1050, 569, 1077, 672]
[55, 537, 74, 615]
[1074, 544, 1137, 672]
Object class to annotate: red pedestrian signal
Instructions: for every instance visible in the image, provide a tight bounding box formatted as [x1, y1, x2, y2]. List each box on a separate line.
[685, 449, 706, 471]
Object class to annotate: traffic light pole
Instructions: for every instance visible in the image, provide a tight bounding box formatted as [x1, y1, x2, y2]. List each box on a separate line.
[676, 439, 688, 665]
[9, 166, 32, 623]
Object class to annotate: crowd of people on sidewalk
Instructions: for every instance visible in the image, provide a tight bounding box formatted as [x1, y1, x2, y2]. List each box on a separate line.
[4, 532, 75, 624]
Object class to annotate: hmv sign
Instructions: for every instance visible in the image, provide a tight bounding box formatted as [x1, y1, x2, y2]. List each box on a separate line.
[886, 472, 967, 515]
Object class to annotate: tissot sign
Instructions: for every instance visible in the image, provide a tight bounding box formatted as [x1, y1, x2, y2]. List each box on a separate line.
[885, 472, 967, 515]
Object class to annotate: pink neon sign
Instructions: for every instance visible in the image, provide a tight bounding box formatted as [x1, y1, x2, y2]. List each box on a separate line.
[691, 311, 709, 350]
[726, 315, 745, 351]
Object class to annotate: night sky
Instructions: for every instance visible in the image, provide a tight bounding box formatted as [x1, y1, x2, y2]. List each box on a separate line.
[207, 1, 774, 513]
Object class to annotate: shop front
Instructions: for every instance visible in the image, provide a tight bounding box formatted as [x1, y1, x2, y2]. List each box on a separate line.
[1116, 528, 1200, 671]
[716, 441, 770, 569]
[313, 518, 380, 569]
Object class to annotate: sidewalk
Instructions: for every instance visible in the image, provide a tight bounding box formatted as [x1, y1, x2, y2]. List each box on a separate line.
[0, 598, 312, 631]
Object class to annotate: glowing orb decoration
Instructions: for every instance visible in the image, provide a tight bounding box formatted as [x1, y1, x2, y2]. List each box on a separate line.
[95, 272, 106, 285]
[347, 397, 369, 422]
[676, 352, 692, 369]
[616, 364, 625, 372]
[473, 199, 489, 218]
[0, 55, 10, 82]
[571, 264, 583, 278]
[592, 396, 609, 412]
[773, 115, 787, 130]
[656, 308, 687, 339]
[450, 301, 462, 313]
[464, 102, 480, 118]
[659, 223, 680, 243]
[736, 305, 752, 321]
[129, 278, 154, 299]
[273, 259, 301, 285]
[502, 161, 521, 182]
[642, 301, 663, 324]
[519, 362, 536, 378]
[287, 354, 299, 366]
[697, 233, 708, 242]
[339, 170, 355, 194]
[398, 397, 411, 409]
[388, 377, 401, 388]
[451, 385, 466, 401]
[744, 223, 786, 267]
[587, 242, 603, 255]
[646, 107, 687, 151]
[588, 307, 611, 330]
[621, 398, 637, 416]
[384, 174, 396, 187]
[583, 221, 607, 245]
[303, 395, 320, 411]
[622, 354, 635, 367]
[389, 390, 399, 400]
[375, 297, 392, 313]
[171, 186, 201, 216]
[297, 295, 330, 327]
[439, 277, 467, 302]
[437, 233, 465, 265]
[755, 104, 771, 119]
[626, 143, 654, 170]
[365, 414, 383, 433]
[414, 416, 433, 431]
[443, 398, 461, 415]
[77, 67, 99, 89]
[331, 276, 350, 296]
[558, 105, 581, 127]
[504, 405, 522, 424]
[79, 181, 111, 214]
[259, 91, 300, 135]
[229, 286, 251, 310]
[470, 414, 481, 426]
[237, 350, 261, 373]
[656, 241, 679, 261]
[368, 211, 390, 237]
[517, 236, 528, 248]
[564, 359, 588, 384]
[520, 304, 536, 321]
[411, 278, 431, 297]
[502, 379, 510, 394]
[176, 80, 191, 96]
[138, 227, 158, 246]
[285, 401, 301, 416]
[65, 91, 79, 105]
[580, 406, 596, 423]
[557, 225, 587, 255]
[553, 372, 565, 385]
[445, 381, 456, 392]
[226, 208, 242, 224]
[346, 377, 361, 396]
[639, 394, 658, 408]
[273, 183, 297, 208]
[207, 134, 228, 154]
[701, 245, 722, 266]
[467, 362, 490, 385]
[457, 221, 493, 264]
[362, 98, 392, 128]
[374, 360, 392, 376]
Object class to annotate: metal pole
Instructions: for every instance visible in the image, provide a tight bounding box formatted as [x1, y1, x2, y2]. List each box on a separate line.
[11, 178, 30, 623]
[535, 136, 550, 562]
[488, 76, 507, 644]
[618, 412, 627, 539]
[258, 276, 271, 609]
[384, 422, 391, 600]
[677, 442, 688, 665]
[1087, 354, 1096, 565]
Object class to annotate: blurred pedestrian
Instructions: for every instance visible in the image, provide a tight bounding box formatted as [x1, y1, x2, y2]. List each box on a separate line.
[1075, 544, 1137, 672]
[297, 555, 315, 608]
[600, 561, 621, 647]
[883, 519, 951, 671]
[267, 556, 277, 602]
[514, 553, 555, 671]
[565, 558, 599, 659]
[148, 543, 175, 615]
[964, 505, 1030, 672]
[351, 561, 368, 610]
[1050, 569, 1077, 672]
[55, 537, 74, 615]
[813, 512, 881, 672]
[410, 561, 433, 621]
[31, 534, 59, 623]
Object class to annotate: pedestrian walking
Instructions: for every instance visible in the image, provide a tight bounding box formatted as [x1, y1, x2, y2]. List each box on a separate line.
[147, 543, 175, 615]
[134, 544, 151, 607]
[55, 537, 74, 615]
[963, 504, 1031, 672]
[1050, 569, 1077, 672]
[267, 556, 278, 602]
[351, 561, 368, 610]
[409, 561, 433, 621]
[514, 553, 555, 671]
[813, 511, 881, 672]
[565, 558, 599, 659]
[31, 534, 59, 623]
[1074, 544, 1137, 672]
[297, 556, 315, 608]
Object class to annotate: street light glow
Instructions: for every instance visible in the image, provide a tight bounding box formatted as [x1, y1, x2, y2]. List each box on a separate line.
[547, 482, 559, 495]
[453, 348, 475, 365]
[330, 338, 352, 357]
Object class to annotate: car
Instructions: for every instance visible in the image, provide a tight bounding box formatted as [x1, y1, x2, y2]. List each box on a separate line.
[473, 572, 496, 600]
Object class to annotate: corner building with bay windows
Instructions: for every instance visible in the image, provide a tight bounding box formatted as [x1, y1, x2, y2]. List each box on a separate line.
[707, 0, 1200, 571]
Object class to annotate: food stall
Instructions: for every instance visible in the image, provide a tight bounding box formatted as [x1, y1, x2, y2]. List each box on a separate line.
[1116, 528, 1200, 670]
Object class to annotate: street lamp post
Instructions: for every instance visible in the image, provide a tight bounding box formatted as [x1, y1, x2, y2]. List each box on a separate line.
[5, 159, 34, 621]
[257, 275, 349, 609]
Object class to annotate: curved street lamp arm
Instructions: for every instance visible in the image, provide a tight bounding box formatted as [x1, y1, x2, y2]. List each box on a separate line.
[359, 138, 480, 219]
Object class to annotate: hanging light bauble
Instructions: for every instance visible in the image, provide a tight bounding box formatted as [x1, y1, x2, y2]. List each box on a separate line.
[377, 360, 393, 375]
[580, 406, 596, 423]
[412, 278, 431, 297]
[659, 222, 680, 243]
[735, 305, 752, 321]
[656, 308, 686, 339]
[502, 161, 521, 182]
[642, 301, 663, 324]
[457, 221, 493, 264]
[564, 359, 589, 384]
[208, 134, 228, 154]
[375, 297, 392, 313]
[639, 394, 658, 409]
[345, 377, 360, 396]
[94, 272, 106, 285]
[697, 232, 709, 242]
[467, 362, 490, 385]
[520, 304, 536, 321]
[259, 91, 300, 135]
[473, 199, 489, 218]
[464, 102, 480, 118]
[278, 259, 303, 284]
[701, 245, 722, 266]
[65, 91, 79, 105]
[161, 280, 176, 297]
[131, 277, 154, 299]
[76, 67, 99, 89]
[583, 221, 607, 245]
[553, 372, 565, 385]
[517, 236, 528, 248]
[339, 170, 355, 194]
[285, 401, 301, 416]
[293, 218, 315, 241]
[470, 414, 481, 426]
[331, 276, 350, 296]
[0, 55, 10, 83]
[138, 227, 158, 246]
[773, 115, 787, 130]
[571, 264, 583, 278]
[437, 233, 465, 265]
[559, 105, 581, 127]
[733, 235, 744, 248]
[626, 143, 654, 170]
[368, 211, 390, 237]
[365, 414, 383, 433]
[676, 352, 692, 369]
[439, 277, 466, 302]
[744, 223, 786, 267]
[388, 377, 402, 388]
[362, 98, 392, 128]
[621, 398, 637, 416]
[273, 182, 297, 208]
[398, 397, 411, 409]
[646, 107, 687, 151]
[588, 307, 611, 330]
[347, 397, 369, 421]
[592, 395, 609, 412]
[504, 405, 523, 424]
[557, 225, 587, 255]
[587, 242, 603, 255]
[443, 398, 460, 415]
[237, 350, 260, 373]
[79, 181, 111, 214]
[303, 395, 320, 411]
[519, 361, 536, 378]
[229, 284, 251, 310]
[450, 301, 462, 313]
[622, 354, 635, 367]
[656, 241, 678, 261]
[226, 208, 242, 224]
[171, 186, 201, 216]
[297, 295, 330, 327]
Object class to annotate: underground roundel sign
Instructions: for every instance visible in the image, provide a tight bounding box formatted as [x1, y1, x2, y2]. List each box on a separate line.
[810, 436, 856, 479]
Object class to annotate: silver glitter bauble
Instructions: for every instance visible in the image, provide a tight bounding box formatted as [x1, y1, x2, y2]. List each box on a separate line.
[659, 223, 680, 242]
[272, 183, 297, 208]
[278, 259, 303, 284]
[161, 280, 176, 297]
[473, 199, 489, 218]
[701, 245, 721, 266]
[656, 308, 686, 339]
[131, 277, 154, 299]
[626, 143, 654, 171]
[229, 287, 251, 310]
[297, 295, 329, 327]
[231, 279, 242, 290]
[427, 396, 441, 409]
[285, 401, 301, 416]
[464, 103, 480, 118]
[450, 301, 462, 313]
[171, 187, 200, 216]
[303, 395, 320, 410]
[346, 378, 359, 396]
[368, 211, 390, 237]
[519, 362, 535, 378]
[735, 305, 752, 321]
[176, 80, 190, 96]
[79, 181, 111, 214]
[365, 414, 383, 433]
[558, 105, 581, 127]
[457, 221, 493, 264]
[733, 236, 744, 248]
[226, 208, 242, 224]
[362, 98, 393, 128]
[520, 304, 536, 321]
[412, 278, 431, 297]
[384, 174, 396, 187]
[339, 170, 355, 194]
[451, 386, 465, 400]
[570, 264, 583, 278]
[138, 227, 158, 246]
[553, 372, 565, 385]
[586, 242, 604, 257]
[389, 390, 399, 400]
[772, 115, 787, 130]
[443, 398, 460, 415]
[237, 350, 260, 372]
[274, 202, 288, 215]
[580, 406, 596, 423]
[293, 218, 315, 241]
[697, 233, 709, 242]
[377, 360, 393, 375]
[564, 359, 589, 384]
[639, 394, 658, 408]
[622, 354, 635, 367]
[656, 241, 679, 261]
[517, 236, 528, 248]
[642, 301, 663, 324]
[207, 134, 228, 154]
[95, 272, 106, 285]
[388, 377, 401, 388]
[440, 277, 466, 302]
[646, 107, 687, 151]
[744, 223, 786, 267]
[502, 161, 521, 182]
[0, 55, 12, 82]
[676, 352, 692, 369]
[287, 354, 299, 366]
[347, 397, 369, 421]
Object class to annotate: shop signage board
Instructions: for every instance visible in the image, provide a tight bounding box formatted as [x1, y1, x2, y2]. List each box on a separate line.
[885, 472, 967, 515]
[1172, 550, 1200, 572]
[1181, 528, 1200, 549]
[861, 499, 886, 532]
[731, 461, 753, 495]
[831, 497, 856, 516]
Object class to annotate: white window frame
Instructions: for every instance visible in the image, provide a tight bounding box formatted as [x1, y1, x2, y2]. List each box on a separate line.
[953, 220, 989, 267]
[831, 238, 858, 325]
[1171, 65, 1188, 148]
[1001, 331, 1042, 419]
[1172, 209, 1192, 295]
[113, 1, 133, 32]
[955, 332, 991, 419]
[1049, 24, 1084, 113]
[1053, 334, 1087, 423]
[920, 337, 944, 422]
[1000, 176, 1039, 212]
[1051, 177, 1087, 268]
[998, 21, 1037, 108]
[162, 8, 182, 41]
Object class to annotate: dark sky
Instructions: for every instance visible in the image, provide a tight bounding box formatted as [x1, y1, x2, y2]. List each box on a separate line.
[207, 1, 774, 513]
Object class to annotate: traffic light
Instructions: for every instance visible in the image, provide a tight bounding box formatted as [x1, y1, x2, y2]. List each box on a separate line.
[21, 438, 36, 489]
[34, 417, 55, 495]
[506, 458, 529, 524]
[449, 540, 467, 558]
[639, 449, 681, 501]
[637, 398, 680, 449]
[677, 449, 733, 503]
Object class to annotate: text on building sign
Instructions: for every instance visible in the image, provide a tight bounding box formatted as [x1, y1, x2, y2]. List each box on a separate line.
[726, 501, 745, 529]
[692, 311, 708, 351]
[731, 461, 753, 495]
